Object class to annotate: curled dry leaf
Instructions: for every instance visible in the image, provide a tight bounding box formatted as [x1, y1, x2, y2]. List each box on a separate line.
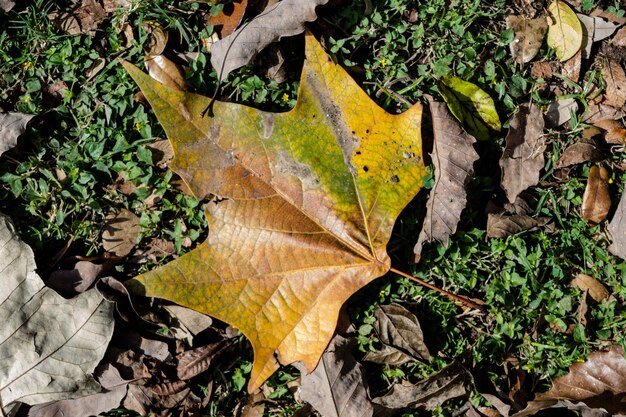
[594, 119, 626, 145]
[547, 0, 583, 62]
[506, 15, 548, 64]
[211, 0, 329, 80]
[102, 208, 141, 257]
[0, 112, 35, 157]
[295, 334, 377, 417]
[437, 75, 501, 141]
[601, 60, 626, 110]
[373, 303, 430, 361]
[0, 213, 115, 412]
[373, 362, 467, 410]
[124, 34, 426, 392]
[414, 98, 478, 261]
[555, 141, 604, 169]
[142, 21, 168, 56]
[571, 274, 609, 302]
[608, 188, 626, 260]
[581, 165, 611, 224]
[499, 104, 546, 204]
[583, 102, 626, 124]
[487, 214, 550, 239]
[144, 55, 188, 92]
[577, 14, 622, 59]
[535, 346, 626, 415]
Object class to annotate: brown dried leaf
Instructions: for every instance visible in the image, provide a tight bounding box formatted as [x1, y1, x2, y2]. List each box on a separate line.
[544, 97, 578, 128]
[608, 188, 626, 260]
[572, 274, 609, 302]
[414, 98, 479, 261]
[583, 102, 626, 123]
[506, 15, 548, 64]
[0, 0, 15, 12]
[562, 49, 582, 82]
[206, 0, 248, 38]
[362, 344, 414, 366]
[577, 14, 622, 59]
[49, 0, 106, 36]
[144, 54, 188, 91]
[594, 119, 626, 145]
[373, 303, 430, 361]
[48, 11, 81, 35]
[142, 21, 168, 56]
[602, 60, 626, 109]
[555, 142, 604, 169]
[176, 340, 234, 380]
[296, 334, 378, 417]
[373, 362, 467, 409]
[47, 260, 111, 297]
[613, 26, 626, 47]
[487, 214, 550, 238]
[531, 61, 554, 79]
[163, 305, 213, 336]
[536, 346, 626, 414]
[102, 208, 141, 257]
[582, 165, 611, 224]
[147, 138, 174, 169]
[0, 112, 35, 157]
[210, 0, 329, 80]
[500, 104, 546, 204]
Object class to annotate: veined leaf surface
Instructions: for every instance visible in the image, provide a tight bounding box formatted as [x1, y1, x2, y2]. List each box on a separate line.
[123, 34, 426, 391]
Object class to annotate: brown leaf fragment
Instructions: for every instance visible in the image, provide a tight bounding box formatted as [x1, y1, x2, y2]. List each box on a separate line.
[531, 61, 554, 79]
[210, 0, 329, 80]
[49, 0, 106, 36]
[0, 0, 15, 12]
[535, 346, 626, 415]
[613, 26, 626, 47]
[602, 60, 626, 109]
[176, 339, 234, 380]
[373, 303, 430, 361]
[144, 54, 188, 91]
[132, 237, 176, 264]
[102, 0, 132, 14]
[499, 104, 546, 204]
[572, 274, 609, 302]
[48, 11, 81, 35]
[19, 386, 127, 417]
[373, 362, 467, 409]
[0, 112, 35, 157]
[163, 305, 213, 336]
[577, 14, 622, 59]
[562, 49, 582, 82]
[582, 165, 611, 224]
[506, 15, 548, 64]
[414, 98, 479, 261]
[544, 97, 578, 128]
[583, 102, 626, 123]
[594, 119, 626, 145]
[42, 80, 68, 107]
[362, 344, 415, 366]
[296, 334, 378, 417]
[608, 188, 626, 260]
[205, 0, 248, 38]
[147, 138, 174, 169]
[142, 21, 168, 56]
[487, 214, 550, 238]
[555, 141, 604, 169]
[102, 208, 141, 257]
[47, 260, 112, 297]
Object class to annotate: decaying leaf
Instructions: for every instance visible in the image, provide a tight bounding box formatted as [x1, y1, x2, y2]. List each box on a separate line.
[601, 60, 626, 110]
[581, 165, 611, 224]
[583, 102, 626, 124]
[506, 15, 548, 64]
[414, 98, 479, 261]
[123, 34, 426, 392]
[176, 340, 235, 380]
[47, 260, 112, 297]
[577, 14, 621, 59]
[373, 303, 429, 361]
[555, 141, 604, 169]
[613, 26, 626, 47]
[143, 21, 168, 56]
[163, 305, 213, 336]
[437, 75, 501, 141]
[48, 0, 106, 36]
[572, 274, 609, 302]
[486, 214, 550, 239]
[546, 0, 583, 62]
[102, 208, 141, 257]
[535, 346, 626, 415]
[211, 0, 329, 80]
[499, 104, 546, 204]
[296, 334, 378, 417]
[373, 362, 467, 410]
[206, 0, 248, 38]
[594, 119, 626, 145]
[0, 0, 15, 12]
[18, 385, 126, 417]
[363, 344, 414, 366]
[0, 213, 114, 413]
[0, 112, 35, 157]
[608, 188, 626, 260]
[144, 54, 188, 91]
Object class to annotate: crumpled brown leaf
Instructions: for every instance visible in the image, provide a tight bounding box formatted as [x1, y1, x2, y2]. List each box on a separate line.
[555, 141, 604, 169]
[102, 208, 141, 257]
[369, 303, 429, 363]
[577, 14, 622, 59]
[206, 0, 248, 38]
[608, 187, 626, 260]
[210, 0, 329, 80]
[572, 274, 609, 302]
[499, 104, 546, 204]
[487, 214, 551, 239]
[602, 60, 626, 109]
[48, 0, 106, 36]
[0, 0, 15, 12]
[0, 112, 35, 157]
[414, 98, 479, 262]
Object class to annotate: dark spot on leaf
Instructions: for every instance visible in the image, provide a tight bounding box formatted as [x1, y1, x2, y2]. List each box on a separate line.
[356, 151, 361, 155]
[390, 175, 399, 183]
[363, 166, 369, 172]
[366, 129, 370, 134]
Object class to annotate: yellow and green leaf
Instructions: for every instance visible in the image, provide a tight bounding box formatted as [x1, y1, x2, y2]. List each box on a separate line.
[437, 75, 501, 141]
[547, 0, 583, 62]
[122, 34, 426, 392]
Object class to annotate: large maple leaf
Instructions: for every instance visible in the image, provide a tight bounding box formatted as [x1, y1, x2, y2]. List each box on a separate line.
[123, 34, 426, 391]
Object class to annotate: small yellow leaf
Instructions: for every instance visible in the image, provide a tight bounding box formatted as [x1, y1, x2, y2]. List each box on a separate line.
[547, 0, 583, 62]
